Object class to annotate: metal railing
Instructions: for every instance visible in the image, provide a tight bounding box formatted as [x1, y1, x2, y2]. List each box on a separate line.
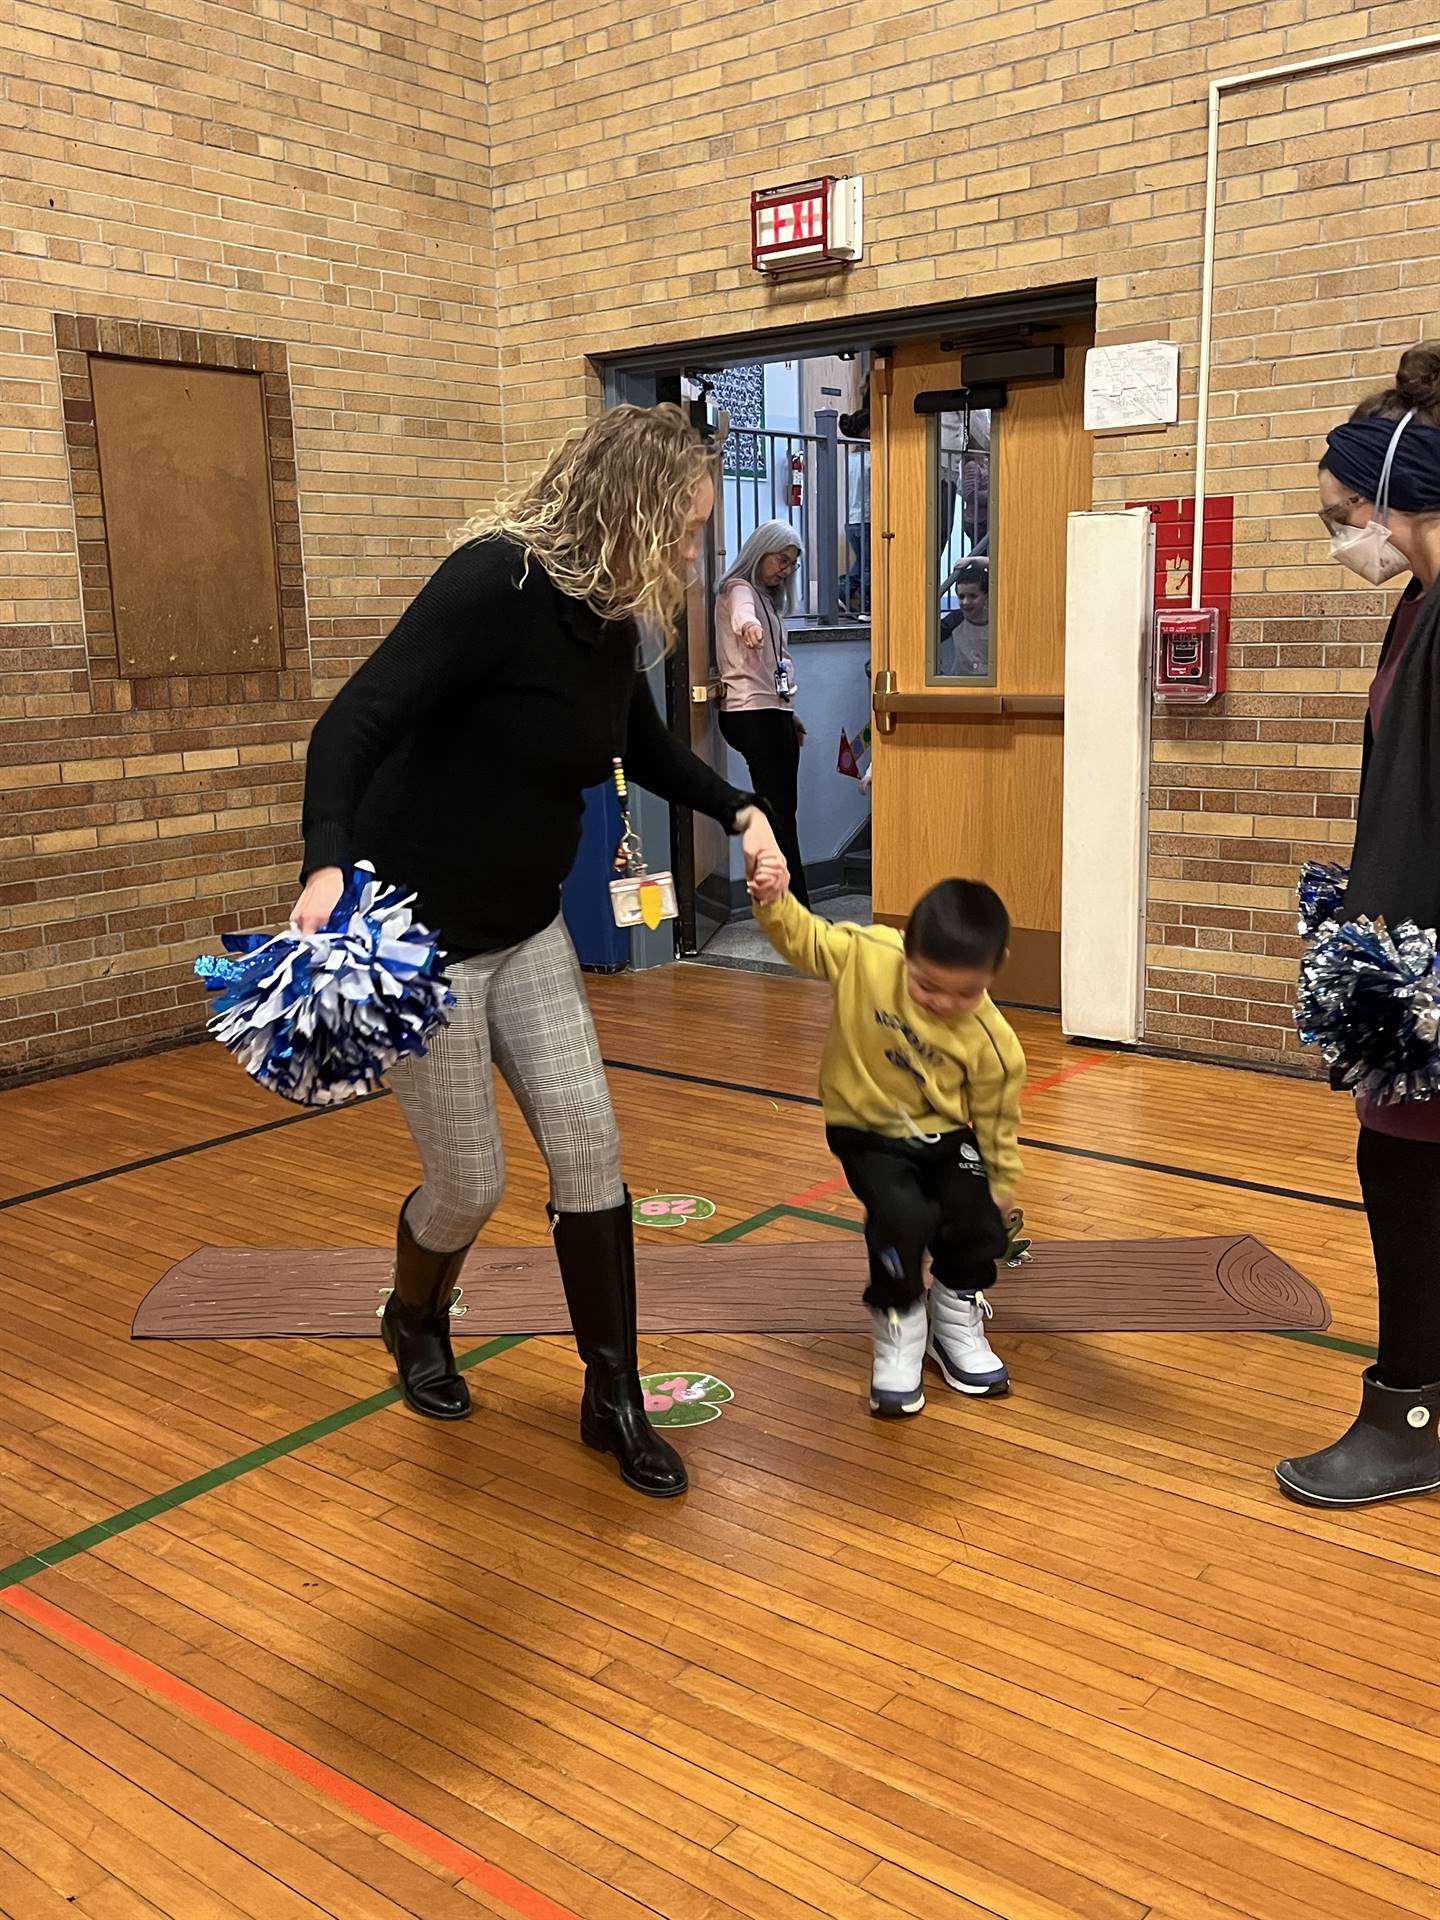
[715, 411, 871, 624]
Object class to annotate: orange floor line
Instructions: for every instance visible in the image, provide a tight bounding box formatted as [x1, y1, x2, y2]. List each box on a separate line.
[2, 1587, 580, 1920]
[1022, 1049, 1114, 1098]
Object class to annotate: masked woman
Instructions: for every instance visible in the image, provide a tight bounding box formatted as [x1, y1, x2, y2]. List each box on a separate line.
[1277, 345, 1440, 1507]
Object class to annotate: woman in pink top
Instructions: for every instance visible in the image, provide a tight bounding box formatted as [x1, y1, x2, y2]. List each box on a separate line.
[1276, 344, 1440, 1509]
[715, 520, 811, 906]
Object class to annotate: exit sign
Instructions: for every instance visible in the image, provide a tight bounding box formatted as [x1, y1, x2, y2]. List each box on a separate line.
[751, 176, 863, 275]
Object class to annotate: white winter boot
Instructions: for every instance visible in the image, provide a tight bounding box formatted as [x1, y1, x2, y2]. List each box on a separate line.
[928, 1285, 1010, 1397]
[867, 1301, 928, 1418]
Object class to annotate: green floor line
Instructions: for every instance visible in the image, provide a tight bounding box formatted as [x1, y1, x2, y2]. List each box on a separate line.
[0, 1335, 528, 1595]
[0, 1208, 778, 1594]
[0, 1202, 1377, 1597]
[1267, 1327, 1376, 1360]
[780, 1203, 864, 1234]
[0, 1213, 770, 1593]
[703, 1205, 788, 1242]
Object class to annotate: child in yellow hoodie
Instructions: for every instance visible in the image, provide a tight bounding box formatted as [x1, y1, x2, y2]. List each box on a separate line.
[751, 863, 1025, 1417]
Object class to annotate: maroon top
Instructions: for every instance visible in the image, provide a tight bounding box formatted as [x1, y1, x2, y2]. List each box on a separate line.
[1356, 589, 1440, 1139]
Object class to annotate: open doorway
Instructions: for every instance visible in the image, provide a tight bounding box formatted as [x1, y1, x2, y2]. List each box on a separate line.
[601, 283, 1094, 1007]
[676, 349, 877, 974]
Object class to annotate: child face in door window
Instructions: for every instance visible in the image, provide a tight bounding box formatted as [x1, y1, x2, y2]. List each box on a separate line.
[956, 581, 988, 624]
[953, 558, 989, 625]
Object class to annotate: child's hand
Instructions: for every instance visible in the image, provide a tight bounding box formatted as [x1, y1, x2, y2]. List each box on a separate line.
[748, 852, 789, 907]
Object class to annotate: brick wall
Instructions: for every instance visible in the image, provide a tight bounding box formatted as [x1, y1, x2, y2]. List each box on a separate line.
[1132, 60, 1440, 1066]
[6, 0, 1440, 1079]
[0, 0, 499, 1079]
[484, 0, 1440, 1070]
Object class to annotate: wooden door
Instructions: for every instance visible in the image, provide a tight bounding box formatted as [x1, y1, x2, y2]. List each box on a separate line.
[869, 328, 1092, 1008]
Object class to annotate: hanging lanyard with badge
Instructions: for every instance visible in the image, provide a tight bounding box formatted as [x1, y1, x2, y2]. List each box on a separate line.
[771, 616, 797, 702]
[608, 758, 678, 931]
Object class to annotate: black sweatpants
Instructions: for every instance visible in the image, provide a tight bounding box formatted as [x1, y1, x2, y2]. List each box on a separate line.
[718, 707, 810, 909]
[828, 1126, 1009, 1312]
[1358, 1125, 1440, 1389]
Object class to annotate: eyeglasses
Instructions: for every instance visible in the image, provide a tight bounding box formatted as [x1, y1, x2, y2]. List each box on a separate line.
[1318, 495, 1363, 536]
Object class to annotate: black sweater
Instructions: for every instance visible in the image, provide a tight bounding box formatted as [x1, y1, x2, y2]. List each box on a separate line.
[302, 537, 750, 956]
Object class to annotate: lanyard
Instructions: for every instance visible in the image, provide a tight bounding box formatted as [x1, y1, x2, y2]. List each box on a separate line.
[611, 758, 644, 875]
[609, 758, 677, 931]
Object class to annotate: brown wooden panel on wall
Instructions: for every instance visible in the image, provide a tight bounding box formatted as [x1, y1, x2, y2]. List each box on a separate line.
[90, 357, 284, 678]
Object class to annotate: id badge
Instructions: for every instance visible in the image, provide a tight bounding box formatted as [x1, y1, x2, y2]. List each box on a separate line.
[774, 654, 797, 701]
[610, 871, 678, 931]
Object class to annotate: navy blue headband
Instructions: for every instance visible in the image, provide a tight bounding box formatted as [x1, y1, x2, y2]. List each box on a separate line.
[1324, 413, 1440, 514]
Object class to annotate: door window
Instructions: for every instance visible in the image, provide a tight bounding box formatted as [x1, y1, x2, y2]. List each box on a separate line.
[929, 406, 994, 684]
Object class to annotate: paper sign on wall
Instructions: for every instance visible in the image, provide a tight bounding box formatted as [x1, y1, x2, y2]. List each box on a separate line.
[1083, 343, 1180, 433]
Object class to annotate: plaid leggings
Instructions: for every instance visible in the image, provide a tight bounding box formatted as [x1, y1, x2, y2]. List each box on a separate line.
[387, 918, 624, 1251]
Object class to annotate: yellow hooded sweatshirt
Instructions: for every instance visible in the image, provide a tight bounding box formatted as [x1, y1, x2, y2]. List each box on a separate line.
[754, 893, 1025, 1190]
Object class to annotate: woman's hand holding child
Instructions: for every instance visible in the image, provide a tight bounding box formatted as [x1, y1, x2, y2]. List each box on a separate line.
[749, 851, 789, 908]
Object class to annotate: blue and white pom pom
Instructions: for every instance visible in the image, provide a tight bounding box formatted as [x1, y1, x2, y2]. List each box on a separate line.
[1296, 913, 1440, 1105]
[194, 863, 452, 1107]
[1297, 859, 1349, 939]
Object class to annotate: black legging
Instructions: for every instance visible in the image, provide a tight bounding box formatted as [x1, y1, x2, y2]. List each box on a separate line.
[717, 707, 810, 909]
[1359, 1125, 1440, 1389]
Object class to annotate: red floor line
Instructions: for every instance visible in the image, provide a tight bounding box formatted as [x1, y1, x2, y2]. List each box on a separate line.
[782, 1051, 1115, 1211]
[1, 1588, 579, 1920]
[1023, 1050, 1114, 1098]
[784, 1170, 851, 1209]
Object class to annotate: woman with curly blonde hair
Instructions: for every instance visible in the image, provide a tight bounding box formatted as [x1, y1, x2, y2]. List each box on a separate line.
[295, 405, 784, 1498]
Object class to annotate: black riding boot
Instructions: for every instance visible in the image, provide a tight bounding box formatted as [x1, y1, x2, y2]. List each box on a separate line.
[1275, 1367, 1440, 1507]
[381, 1189, 472, 1420]
[550, 1196, 688, 1498]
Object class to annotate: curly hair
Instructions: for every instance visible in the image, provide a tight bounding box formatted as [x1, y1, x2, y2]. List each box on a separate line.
[456, 403, 715, 631]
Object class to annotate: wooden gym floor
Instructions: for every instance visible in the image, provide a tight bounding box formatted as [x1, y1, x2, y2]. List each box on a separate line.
[0, 962, 1435, 1920]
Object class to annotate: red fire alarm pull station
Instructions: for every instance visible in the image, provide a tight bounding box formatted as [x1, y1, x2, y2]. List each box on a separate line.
[1129, 496, 1232, 709]
[1154, 607, 1226, 705]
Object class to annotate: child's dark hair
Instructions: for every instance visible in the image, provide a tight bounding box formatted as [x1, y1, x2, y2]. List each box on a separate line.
[904, 879, 1009, 972]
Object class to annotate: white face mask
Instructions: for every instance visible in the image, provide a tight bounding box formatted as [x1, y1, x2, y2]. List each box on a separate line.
[1329, 518, 1411, 585]
[1329, 409, 1414, 585]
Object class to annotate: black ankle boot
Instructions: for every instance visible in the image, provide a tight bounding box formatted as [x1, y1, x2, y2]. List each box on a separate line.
[381, 1190, 472, 1420]
[1276, 1367, 1440, 1507]
[550, 1196, 688, 1499]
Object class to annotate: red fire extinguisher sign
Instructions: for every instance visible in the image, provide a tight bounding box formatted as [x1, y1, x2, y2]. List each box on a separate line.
[789, 453, 804, 508]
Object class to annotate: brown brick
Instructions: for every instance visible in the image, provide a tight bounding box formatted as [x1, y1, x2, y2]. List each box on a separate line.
[0, 0, 1427, 1078]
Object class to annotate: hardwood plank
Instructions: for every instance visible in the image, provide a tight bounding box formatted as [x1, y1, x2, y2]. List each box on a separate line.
[2, 970, 1434, 1920]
